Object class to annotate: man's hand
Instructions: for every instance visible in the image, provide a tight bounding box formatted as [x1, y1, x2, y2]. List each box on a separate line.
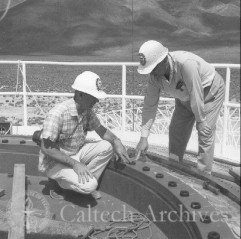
[134, 137, 149, 161]
[73, 162, 94, 184]
[113, 138, 131, 164]
[196, 121, 212, 136]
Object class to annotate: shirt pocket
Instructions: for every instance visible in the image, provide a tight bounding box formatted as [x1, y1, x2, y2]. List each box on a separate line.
[59, 124, 75, 142]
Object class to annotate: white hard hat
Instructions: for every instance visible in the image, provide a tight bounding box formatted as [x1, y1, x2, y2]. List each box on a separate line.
[137, 40, 168, 74]
[72, 71, 107, 99]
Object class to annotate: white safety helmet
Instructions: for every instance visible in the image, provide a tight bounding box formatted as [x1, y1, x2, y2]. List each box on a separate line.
[72, 71, 107, 99]
[137, 40, 168, 74]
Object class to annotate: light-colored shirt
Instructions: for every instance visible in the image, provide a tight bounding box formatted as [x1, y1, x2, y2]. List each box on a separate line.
[39, 98, 101, 172]
[142, 51, 216, 128]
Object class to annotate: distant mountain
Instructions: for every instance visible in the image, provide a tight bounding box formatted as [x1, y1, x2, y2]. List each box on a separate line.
[0, 0, 239, 62]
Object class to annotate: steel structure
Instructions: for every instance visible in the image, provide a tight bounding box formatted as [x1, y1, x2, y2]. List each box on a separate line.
[0, 136, 240, 239]
[0, 60, 240, 163]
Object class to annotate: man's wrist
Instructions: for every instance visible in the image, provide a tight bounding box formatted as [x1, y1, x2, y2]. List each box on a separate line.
[113, 137, 121, 144]
[141, 119, 153, 138]
[140, 136, 148, 141]
[65, 156, 78, 168]
[141, 129, 150, 138]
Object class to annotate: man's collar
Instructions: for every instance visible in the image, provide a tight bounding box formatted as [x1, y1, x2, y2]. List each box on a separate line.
[69, 98, 79, 116]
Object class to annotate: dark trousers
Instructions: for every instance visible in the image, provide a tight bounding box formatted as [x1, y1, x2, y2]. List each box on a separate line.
[169, 72, 225, 172]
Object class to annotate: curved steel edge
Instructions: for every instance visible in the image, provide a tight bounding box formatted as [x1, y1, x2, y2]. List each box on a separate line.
[0, 136, 239, 239]
[104, 160, 237, 239]
[146, 151, 241, 205]
[0, 136, 240, 204]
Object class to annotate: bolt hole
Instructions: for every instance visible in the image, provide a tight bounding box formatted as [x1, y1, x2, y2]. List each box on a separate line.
[180, 190, 189, 197]
[168, 181, 177, 187]
[191, 202, 201, 209]
[143, 166, 150, 172]
[208, 231, 220, 239]
[200, 215, 211, 224]
[156, 173, 164, 179]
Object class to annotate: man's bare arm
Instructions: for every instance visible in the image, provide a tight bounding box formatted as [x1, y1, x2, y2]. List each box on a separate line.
[40, 138, 77, 167]
[95, 126, 130, 163]
[95, 125, 118, 143]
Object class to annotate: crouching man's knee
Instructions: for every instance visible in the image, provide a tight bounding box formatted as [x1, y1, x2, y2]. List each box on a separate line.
[74, 177, 98, 195]
[95, 140, 114, 163]
[99, 140, 113, 154]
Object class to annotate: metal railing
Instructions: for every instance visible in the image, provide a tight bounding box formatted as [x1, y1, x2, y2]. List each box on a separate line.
[0, 60, 240, 161]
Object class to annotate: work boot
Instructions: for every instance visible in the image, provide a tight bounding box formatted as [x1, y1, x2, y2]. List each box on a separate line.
[91, 191, 101, 200]
[197, 161, 212, 175]
[48, 178, 64, 200]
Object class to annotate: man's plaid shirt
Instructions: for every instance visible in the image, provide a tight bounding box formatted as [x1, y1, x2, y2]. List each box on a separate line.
[39, 98, 101, 172]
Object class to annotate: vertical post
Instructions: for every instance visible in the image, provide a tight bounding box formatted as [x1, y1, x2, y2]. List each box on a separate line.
[221, 67, 231, 156]
[21, 62, 28, 127]
[8, 164, 25, 239]
[122, 65, 127, 133]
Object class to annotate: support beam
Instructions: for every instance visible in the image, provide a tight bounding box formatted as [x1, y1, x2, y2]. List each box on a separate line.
[8, 164, 25, 239]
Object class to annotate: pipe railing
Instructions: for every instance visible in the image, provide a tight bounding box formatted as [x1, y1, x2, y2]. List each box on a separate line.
[0, 60, 240, 161]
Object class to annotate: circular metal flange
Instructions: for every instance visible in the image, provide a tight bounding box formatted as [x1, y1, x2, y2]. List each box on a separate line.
[107, 159, 238, 239]
[147, 150, 240, 204]
[0, 136, 239, 239]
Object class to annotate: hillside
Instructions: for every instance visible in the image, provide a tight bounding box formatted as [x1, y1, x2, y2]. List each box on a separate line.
[0, 0, 240, 62]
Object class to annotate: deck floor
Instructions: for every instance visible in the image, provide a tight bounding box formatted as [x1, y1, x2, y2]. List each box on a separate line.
[0, 174, 165, 239]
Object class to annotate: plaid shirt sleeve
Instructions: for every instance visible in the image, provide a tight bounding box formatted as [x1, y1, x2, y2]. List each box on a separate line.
[87, 110, 101, 131]
[42, 108, 63, 142]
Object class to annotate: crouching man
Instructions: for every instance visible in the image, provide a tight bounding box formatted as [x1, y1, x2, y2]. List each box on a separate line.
[39, 71, 130, 199]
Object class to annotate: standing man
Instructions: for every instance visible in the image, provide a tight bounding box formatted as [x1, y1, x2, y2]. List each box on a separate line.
[135, 40, 225, 173]
[39, 71, 130, 199]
